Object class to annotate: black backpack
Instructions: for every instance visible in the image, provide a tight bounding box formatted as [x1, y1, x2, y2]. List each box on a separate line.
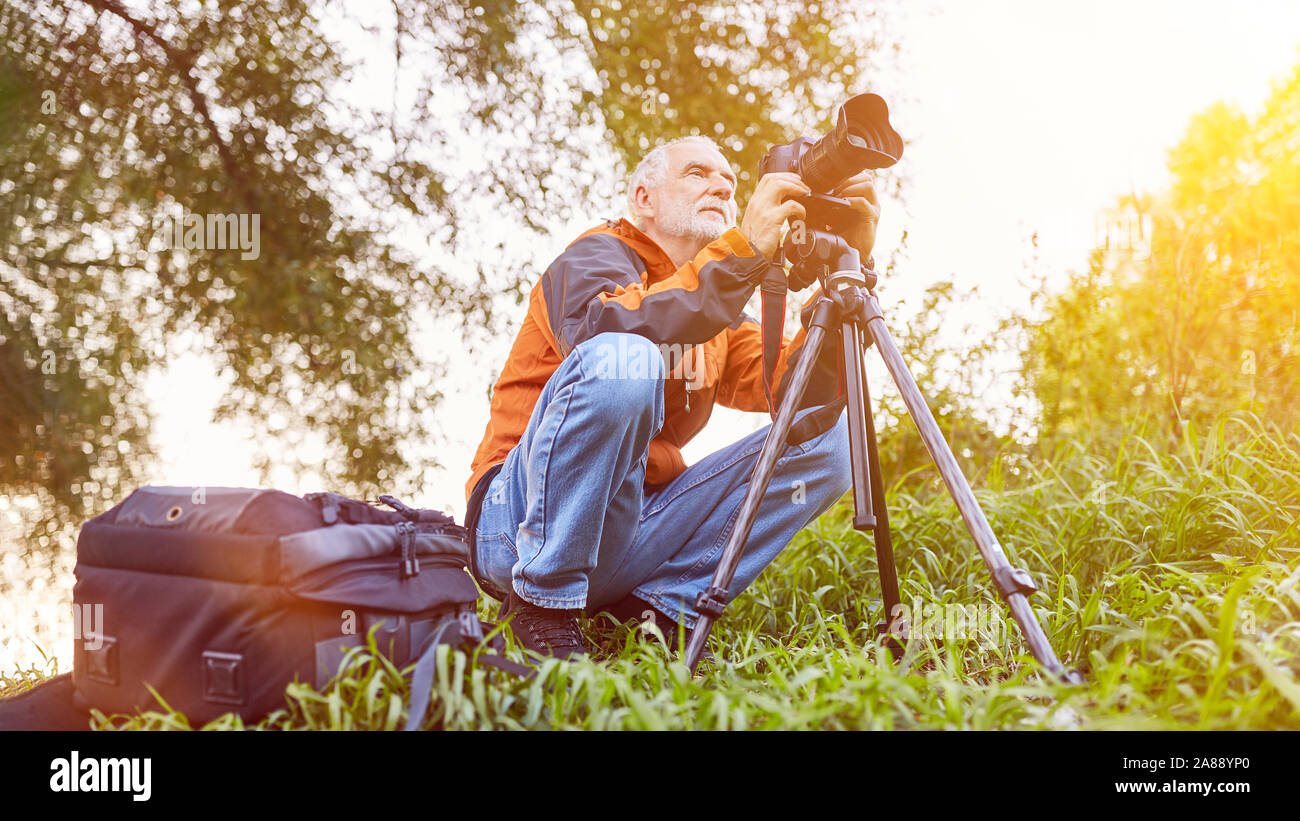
[59, 485, 529, 730]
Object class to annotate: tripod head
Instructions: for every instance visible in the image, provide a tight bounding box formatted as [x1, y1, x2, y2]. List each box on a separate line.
[780, 194, 878, 293]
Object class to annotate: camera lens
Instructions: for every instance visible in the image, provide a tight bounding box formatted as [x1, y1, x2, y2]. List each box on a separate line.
[797, 93, 903, 192]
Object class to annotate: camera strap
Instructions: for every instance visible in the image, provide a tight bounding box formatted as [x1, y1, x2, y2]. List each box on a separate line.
[759, 262, 787, 420]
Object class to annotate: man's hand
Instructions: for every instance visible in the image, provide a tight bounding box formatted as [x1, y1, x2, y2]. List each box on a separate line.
[830, 170, 881, 262]
[739, 172, 809, 259]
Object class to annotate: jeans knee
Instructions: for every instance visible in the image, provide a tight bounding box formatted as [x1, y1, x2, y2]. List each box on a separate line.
[574, 332, 666, 410]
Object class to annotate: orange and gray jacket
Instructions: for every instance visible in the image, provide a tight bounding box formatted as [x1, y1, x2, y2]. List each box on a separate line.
[465, 218, 841, 502]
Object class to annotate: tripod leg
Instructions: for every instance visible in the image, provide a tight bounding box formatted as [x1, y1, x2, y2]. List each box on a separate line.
[841, 315, 904, 655]
[840, 311, 875, 530]
[860, 293, 1080, 682]
[681, 300, 841, 672]
[860, 366, 905, 657]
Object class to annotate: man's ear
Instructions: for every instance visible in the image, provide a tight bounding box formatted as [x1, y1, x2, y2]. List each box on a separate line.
[633, 183, 655, 222]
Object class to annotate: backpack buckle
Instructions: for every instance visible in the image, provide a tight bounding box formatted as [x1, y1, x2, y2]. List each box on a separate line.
[456, 611, 484, 645]
[396, 521, 419, 578]
[379, 494, 421, 522]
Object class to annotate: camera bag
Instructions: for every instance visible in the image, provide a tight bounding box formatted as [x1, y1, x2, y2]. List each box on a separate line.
[69, 485, 530, 730]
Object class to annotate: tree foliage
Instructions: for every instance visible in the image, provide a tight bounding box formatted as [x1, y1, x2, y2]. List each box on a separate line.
[1021, 54, 1300, 449]
[388, 0, 899, 219]
[1, 0, 459, 549]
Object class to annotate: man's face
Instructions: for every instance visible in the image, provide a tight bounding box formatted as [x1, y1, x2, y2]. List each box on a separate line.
[645, 142, 738, 243]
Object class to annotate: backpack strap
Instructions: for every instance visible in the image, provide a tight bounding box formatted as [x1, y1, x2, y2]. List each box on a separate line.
[305, 492, 467, 538]
[404, 614, 536, 731]
[303, 492, 384, 526]
[786, 396, 848, 446]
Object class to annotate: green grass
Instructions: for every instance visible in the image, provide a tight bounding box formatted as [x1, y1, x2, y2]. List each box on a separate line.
[12, 414, 1300, 730]
[0, 652, 62, 700]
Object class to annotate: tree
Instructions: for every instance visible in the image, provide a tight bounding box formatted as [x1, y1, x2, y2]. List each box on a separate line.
[1, 0, 459, 549]
[387, 0, 901, 221]
[1021, 54, 1300, 449]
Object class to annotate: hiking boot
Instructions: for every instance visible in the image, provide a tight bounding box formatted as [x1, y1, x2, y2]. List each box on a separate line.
[597, 594, 685, 645]
[594, 594, 716, 664]
[500, 592, 590, 660]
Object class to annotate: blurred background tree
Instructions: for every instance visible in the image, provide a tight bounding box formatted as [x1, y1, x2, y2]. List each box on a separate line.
[0, 0, 899, 551]
[1, 0, 452, 550]
[1020, 57, 1300, 452]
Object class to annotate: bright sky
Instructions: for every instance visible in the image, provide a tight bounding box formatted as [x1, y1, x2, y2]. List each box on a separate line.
[140, 1, 1300, 519]
[892, 0, 1300, 309]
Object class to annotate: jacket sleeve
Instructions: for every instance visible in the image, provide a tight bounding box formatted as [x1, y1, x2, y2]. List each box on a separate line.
[716, 291, 842, 414]
[541, 228, 771, 357]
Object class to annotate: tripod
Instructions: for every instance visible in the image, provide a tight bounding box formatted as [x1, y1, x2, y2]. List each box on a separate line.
[681, 227, 1082, 685]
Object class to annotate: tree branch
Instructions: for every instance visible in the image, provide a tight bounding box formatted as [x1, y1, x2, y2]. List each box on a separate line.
[81, 0, 260, 216]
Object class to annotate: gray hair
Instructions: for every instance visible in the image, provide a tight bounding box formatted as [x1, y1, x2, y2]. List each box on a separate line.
[626, 136, 726, 227]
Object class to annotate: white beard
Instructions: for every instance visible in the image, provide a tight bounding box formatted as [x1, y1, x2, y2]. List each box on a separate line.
[656, 196, 736, 243]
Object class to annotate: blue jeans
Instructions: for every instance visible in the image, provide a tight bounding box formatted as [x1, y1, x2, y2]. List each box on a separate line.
[474, 332, 851, 629]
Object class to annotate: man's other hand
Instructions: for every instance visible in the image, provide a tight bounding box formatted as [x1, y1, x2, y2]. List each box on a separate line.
[830, 170, 881, 261]
[739, 172, 809, 259]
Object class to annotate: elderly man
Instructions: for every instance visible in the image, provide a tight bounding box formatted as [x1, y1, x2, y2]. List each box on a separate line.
[464, 135, 880, 658]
